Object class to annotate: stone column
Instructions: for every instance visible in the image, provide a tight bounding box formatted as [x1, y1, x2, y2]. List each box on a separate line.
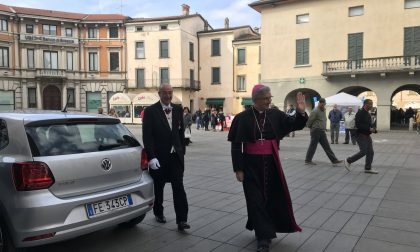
[62, 82, 67, 109]
[75, 82, 81, 111]
[36, 81, 42, 109]
[21, 80, 28, 109]
[376, 101, 391, 131]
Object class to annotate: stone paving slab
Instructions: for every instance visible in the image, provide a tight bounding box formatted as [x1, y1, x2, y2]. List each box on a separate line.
[30, 127, 420, 252]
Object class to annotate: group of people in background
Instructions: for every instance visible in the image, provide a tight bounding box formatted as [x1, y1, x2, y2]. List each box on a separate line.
[193, 109, 226, 132]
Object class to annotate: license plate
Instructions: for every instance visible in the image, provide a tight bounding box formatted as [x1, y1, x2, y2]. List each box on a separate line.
[86, 194, 133, 218]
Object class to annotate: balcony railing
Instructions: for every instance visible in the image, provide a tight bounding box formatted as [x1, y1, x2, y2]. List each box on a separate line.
[323, 55, 420, 76]
[137, 79, 201, 91]
[36, 69, 67, 78]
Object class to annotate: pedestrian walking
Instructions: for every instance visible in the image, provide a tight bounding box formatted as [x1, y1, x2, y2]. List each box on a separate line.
[343, 106, 356, 144]
[305, 98, 343, 165]
[218, 111, 226, 131]
[203, 109, 210, 131]
[228, 84, 307, 252]
[183, 107, 193, 146]
[344, 99, 379, 174]
[142, 84, 190, 231]
[328, 104, 342, 144]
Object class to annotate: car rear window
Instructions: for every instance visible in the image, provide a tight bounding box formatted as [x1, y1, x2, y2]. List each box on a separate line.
[25, 122, 140, 157]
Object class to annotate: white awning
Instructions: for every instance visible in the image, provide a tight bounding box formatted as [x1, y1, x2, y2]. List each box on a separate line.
[109, 93, 135, 105]
[132, 92, 160, 106]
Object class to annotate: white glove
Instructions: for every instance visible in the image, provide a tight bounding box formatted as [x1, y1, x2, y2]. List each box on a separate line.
[149, 158, 160, 170]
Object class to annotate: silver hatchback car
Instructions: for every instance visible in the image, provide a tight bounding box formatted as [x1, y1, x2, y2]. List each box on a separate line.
[0, 111, 154, 251]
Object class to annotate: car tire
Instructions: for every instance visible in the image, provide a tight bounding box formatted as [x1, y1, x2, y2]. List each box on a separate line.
[0, 220, 25, 252]
[118, 214, 146, 228]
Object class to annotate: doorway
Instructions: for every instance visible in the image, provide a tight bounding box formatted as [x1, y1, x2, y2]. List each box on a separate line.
[43, 85, 61, 110]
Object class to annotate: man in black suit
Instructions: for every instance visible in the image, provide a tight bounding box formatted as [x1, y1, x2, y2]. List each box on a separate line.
[142, 84, 190, 231]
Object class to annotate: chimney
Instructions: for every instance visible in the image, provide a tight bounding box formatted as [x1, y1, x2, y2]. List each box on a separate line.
[204, 20, 209, 31]
[254, 27, 260, 33]
[224, 17, 229, 29]
[182, 4, 190, 16]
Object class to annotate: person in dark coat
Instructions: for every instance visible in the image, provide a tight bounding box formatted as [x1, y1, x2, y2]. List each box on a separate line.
[344, 99, 379, 174]
[142, 84, 190, 231]
[228, 84, 307, 252]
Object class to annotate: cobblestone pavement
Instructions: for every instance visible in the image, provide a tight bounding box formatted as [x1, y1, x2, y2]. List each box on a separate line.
[31, 126, 420, 252]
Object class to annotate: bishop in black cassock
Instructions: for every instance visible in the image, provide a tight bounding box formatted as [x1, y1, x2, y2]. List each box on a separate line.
[228, 84, 308, 252]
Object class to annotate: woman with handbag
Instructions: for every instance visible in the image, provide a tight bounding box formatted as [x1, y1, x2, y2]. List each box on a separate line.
[183, 107, 193, 145]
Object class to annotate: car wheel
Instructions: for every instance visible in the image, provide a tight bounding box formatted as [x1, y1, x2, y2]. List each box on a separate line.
[0, 220, 22, 252]
[118, 214, 146, 228]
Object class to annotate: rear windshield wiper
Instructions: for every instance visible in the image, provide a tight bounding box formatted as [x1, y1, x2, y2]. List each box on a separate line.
[98, 143, 125, 151]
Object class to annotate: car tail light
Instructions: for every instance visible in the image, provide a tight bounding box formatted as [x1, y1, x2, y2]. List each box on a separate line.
[140, 149, 149, 171]
[12, 162, 55, 191]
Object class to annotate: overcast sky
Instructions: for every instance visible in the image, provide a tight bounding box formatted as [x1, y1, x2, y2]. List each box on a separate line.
[2, 0, 261, 29]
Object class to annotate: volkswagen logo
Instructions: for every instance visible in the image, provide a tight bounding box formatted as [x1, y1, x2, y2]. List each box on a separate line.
[101, 158, 112, 171]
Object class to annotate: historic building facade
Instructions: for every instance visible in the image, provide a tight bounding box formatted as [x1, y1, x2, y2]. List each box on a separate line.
[197, 24, 258, 114]
[250, 0, 420, 130]
[0, 4, 127, 113]
[125, 4, 205, 112]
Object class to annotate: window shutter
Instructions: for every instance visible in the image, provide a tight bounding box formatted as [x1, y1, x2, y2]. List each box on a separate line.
[296, 39, 303, 65]
[348, 33, 363, 60]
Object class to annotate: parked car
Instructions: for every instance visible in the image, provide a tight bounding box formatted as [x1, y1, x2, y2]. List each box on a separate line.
[0, 111, 154, 251]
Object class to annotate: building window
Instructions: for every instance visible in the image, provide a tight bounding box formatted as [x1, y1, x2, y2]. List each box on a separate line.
[26, 24, 33, 34]
[89, 52, 98, 71]
[0, 47, 8, 68]
[296, 38, 309, 65]
[136, 68, 145, 88]
[237, 48, 246, 64]
[86, 92, 101, 113]
[65, 28, 73, 37]
[88, 28, 97, 38]
[28, 88, 37, 108]
[160, 25, 168, 30]
[136, 41, 145, 59]
[42, 24, 57, 35]
[160, 40, 169, 58]
[404, 26, 420, 56]
[136, 26, 143, 32]
[110, 52, 119, 71]
[160, 68, 169, 85]
[348, 33, 363, 61]
[27, 49, 34, 69]
[212, 67, 220, 84]
[405, 0, 420, 9]
[189, 42, 194, 61]
[67, 88, 75, 107]
[349, 6, 364, 17]
[0, 91, 14, 111]
[237, 75, 246, 91]
[211, 39, 220, 56]
[190, 69, 194, 87]
[43, 51, 58, 69]
[0, 20, 7, 32]
[109, 27, 118, 38]
[296, 14, 309, 24]
[66, 51, 73, 70]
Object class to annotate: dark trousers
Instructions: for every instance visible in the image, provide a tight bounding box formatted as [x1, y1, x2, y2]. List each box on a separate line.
[151, 154, 188, 224]
[330, 123, 340, 143]
[305, 128, 338, 162]
[344, 129, 356, 144]
[347, 134, 374, 170]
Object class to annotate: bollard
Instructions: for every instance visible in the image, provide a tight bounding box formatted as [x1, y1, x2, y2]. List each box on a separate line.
[409, 118, 414, 131]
